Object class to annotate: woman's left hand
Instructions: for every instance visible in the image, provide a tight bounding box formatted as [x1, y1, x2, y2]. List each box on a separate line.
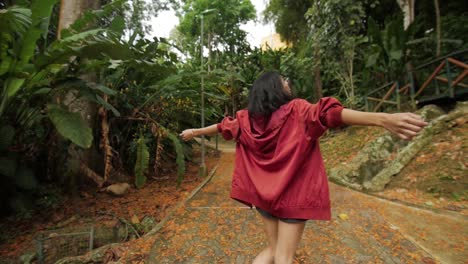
[179, 129, 196, 141]
[381, 113, 428, 140]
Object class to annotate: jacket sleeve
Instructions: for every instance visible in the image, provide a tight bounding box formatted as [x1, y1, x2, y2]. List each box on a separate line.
[302, 97, 345, 139]
[217, 116, 240, 140]
[316, 97, 345, 128]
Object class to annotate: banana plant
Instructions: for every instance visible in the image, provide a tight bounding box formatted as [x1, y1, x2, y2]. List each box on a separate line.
[364, 16, 412, 80]
[0, 2, 126, 148]
[103, 47, 197, 187]
[0, 1, 52, 118]
[0, 124, 39, 215]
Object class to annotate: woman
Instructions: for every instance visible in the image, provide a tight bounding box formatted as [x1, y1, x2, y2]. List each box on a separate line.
[179, 71, 427, 264]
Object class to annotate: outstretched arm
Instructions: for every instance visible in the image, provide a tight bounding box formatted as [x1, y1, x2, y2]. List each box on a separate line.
[341, 109, 428, 140]
[179, 124, 218, 141]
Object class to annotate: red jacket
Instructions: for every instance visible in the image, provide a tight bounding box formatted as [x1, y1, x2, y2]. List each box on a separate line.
[217, 97, 344, 220]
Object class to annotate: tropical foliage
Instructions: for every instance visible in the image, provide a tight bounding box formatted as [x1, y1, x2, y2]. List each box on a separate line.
[0, 0, 123, 214]
[264, 0, 467, 107]
[0, 0, 466, 217]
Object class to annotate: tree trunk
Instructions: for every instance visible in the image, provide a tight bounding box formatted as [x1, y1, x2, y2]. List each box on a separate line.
[230, 78, 236, 116]
[99, 94, 112, 183]
[58, 0, 103, 187]
[348, 43, 356, 109]
[314, 66, 323, 102]
[399, 0, 417, 108]
[396, 0, 415, 30]
[434, 0, 441, 57]
[58, 0, 100, 38]
[313, 47, 323, 102]
[207, 32, 212, 73]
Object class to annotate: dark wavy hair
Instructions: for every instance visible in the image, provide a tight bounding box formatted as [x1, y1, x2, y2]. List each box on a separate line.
[248, 71, 293, 117]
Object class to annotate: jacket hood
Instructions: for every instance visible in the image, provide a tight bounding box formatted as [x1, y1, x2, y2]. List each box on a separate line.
[237, 100, 296, 151]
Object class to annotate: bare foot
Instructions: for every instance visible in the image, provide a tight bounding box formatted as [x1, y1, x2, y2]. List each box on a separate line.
[252, 247, 274, 264]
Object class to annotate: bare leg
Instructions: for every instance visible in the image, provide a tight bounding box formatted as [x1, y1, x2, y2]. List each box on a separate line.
[274, 221, 306, 264]
[252, 214, 278, 264]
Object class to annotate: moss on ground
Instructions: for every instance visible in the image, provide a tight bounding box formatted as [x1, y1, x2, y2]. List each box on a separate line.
[320, 121, 468, 215]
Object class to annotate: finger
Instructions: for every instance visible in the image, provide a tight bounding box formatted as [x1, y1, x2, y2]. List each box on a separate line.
[399, 129, 419, 139]
[409, 113, 427, 124]
[407, 113, 423, 120]
[401, 122, 424, 132]
[406, 116, 429, 127]
[397, 133, 409, 140]
[409, 114, 428, 123]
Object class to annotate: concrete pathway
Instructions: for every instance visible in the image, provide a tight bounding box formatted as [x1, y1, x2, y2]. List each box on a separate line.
[148, 152, 467, 263]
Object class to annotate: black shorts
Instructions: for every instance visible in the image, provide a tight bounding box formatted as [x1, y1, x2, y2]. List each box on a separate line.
[256, 207, 307, 223]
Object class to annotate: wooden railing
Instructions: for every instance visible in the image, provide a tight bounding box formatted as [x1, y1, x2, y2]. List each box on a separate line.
[366, 49, 468, 112]
[366, 82, 399, 112]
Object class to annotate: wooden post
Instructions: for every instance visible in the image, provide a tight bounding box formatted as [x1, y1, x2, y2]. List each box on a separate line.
[415, 60, 445, 97]
[452, 69, 468, 88]
[447, 58, 468, 69]
[89, 226, 94, 251]
[396, 82, 401, 111]
[434, 78, 440, 95]
[408, 71, 416, 110]
[445, 58, 454, 98]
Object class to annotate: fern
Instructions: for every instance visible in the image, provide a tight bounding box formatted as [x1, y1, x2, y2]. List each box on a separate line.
[135, 134, 149, 189]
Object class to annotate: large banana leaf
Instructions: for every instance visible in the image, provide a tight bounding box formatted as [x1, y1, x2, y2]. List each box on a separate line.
[0, 78, 26, 117]
[0, 55, 13, 76]
[166, 132, 186, 187]
[19, 0, 57, 67]
[367, 17, 382, 48]
[135, 134, 149, 189]
[47, 104, 93, 148]
[36, 29, 132, 68]
[0, 6, 31, 37]
[48, 78, 121, 117]
[365, 44, 382, 67]
[0, 125, 15, 151]
[0, 1, 56, 117]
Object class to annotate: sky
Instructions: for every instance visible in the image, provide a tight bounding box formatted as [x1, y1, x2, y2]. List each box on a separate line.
[146, 0, 275, 48]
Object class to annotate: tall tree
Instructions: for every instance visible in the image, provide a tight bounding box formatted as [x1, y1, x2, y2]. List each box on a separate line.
[263, 0, 312, 46]
[58, 1, 99, 38]
[57, 0, 102, 186]
[123, 0, 168, 40]
[175, 0, 255, 122]
[264, 0, 324, 101]
[433, 0, 441, 56]
[306, 0, 366, 108]
[176, 0, 255, 56]
[396, 0, 416, 29]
